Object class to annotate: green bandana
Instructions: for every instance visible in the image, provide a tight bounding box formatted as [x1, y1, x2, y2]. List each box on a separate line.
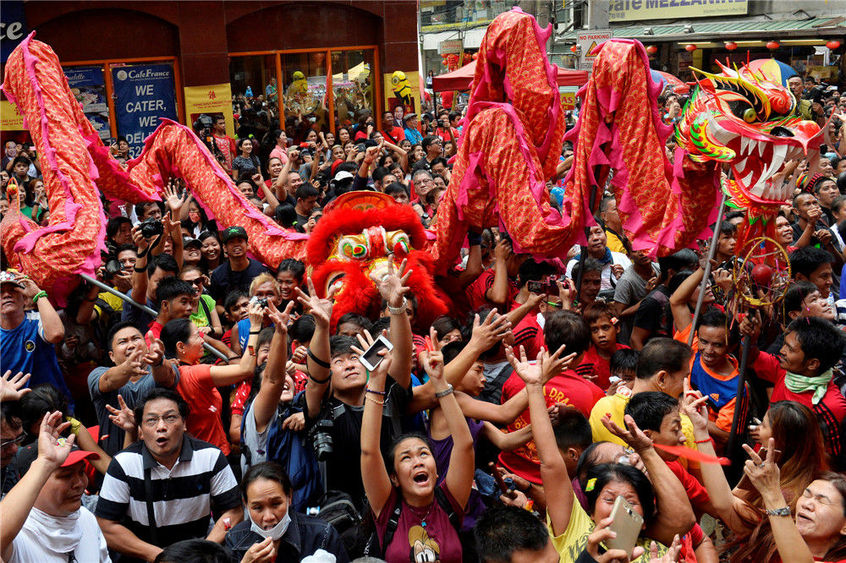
[784, 369, 832, 405]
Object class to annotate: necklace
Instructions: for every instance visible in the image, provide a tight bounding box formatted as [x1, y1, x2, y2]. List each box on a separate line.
[408, 501, 435, 528]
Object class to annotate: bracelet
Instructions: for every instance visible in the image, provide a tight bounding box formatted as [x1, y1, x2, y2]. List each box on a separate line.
[307, 348, 331, 369]
[386, 296, 408, 316]
[365, 395, 385, 407]
[227, 356, 238, 362]
[694, 438, 712, 444]
[32, 290, 48, 304]
[308, 372, 331, 384]
[134, 266, 146, 272]
[765, 506, 791, 517]
[366, 388, 386, 396]
[249, 330, 261, 335]
[434, 384, 454, 399]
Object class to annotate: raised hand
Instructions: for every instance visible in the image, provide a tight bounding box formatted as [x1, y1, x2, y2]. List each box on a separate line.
[37, 411, 74, 470]
[370, 258, 411, 309]
[106, 394, 136, 433]
[17, 275, 42, 300]
[680, 391, 710, 436]
[649, 535, 681, 563]
[601, 413, 653, 453]
[143, 338, 165, 367]
[281, 412, 305, 432]
[421, 327, 445, 382]
[505, 345, 544, 386]
[266, 300, 295, 333]
[122, 347, 149, 379]
[0, 370, 31, 401]
[163, 178, 189, 214]
[742, 437, 781, 498]
[468, 310, 512, 351]
[295, 277, 335, 327]
[247, 299, 265, 330]
[540, 344, 577, 385]
[130, 224, 149, 251]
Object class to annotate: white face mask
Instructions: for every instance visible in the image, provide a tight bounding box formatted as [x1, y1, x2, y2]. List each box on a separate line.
[249, 508, 291, 541]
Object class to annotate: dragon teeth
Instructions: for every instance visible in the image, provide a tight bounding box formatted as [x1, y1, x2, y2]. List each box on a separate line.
[735, 157, 748, 174]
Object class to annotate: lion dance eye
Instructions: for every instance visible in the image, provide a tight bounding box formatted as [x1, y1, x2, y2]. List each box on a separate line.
[743, 107, 757, 123]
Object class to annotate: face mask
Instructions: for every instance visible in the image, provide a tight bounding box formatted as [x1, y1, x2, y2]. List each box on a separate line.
[249, 508, 291, 541]
[188, 211, 200, 223]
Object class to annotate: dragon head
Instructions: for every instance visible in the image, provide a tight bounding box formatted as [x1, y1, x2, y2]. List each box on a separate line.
[676, 60, 823, 206]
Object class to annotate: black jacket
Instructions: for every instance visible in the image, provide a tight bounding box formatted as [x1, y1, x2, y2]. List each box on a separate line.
[224, 510, 350, 562]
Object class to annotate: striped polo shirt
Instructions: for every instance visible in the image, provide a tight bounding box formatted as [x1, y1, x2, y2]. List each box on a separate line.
[96, 434, 240, 550]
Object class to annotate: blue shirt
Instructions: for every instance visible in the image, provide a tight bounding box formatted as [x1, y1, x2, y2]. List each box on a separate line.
[404, 127, 423, 145]
[1, 311, 72, 401]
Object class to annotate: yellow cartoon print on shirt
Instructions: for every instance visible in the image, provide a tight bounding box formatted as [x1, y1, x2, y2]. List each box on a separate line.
[409, 525, 439, 562]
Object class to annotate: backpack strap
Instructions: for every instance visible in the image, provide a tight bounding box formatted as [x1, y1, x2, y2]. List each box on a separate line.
[434, 486, 461, 531]
[381, 493, 404, 554]
[198, 294, 212, 323]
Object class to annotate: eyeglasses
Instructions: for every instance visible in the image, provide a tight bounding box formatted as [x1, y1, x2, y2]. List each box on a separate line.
[142, 414, 181, 428]
[0, 433, 25, 449]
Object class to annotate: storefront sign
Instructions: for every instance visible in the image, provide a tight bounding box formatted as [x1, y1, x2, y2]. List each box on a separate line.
[609, 0, 747, 22]
[439, 39, 463, 55]
[111, 63, 177, 158]
[184, 83, 235, 138]
[0, 100, 25, 131]
[1, 0, 27, 63]
[560, 86, 578, 111]
[578, 31, 612, 73]
[64, 66, 111, 140]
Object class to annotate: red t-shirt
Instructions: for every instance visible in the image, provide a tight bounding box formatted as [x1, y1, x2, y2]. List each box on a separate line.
[667, 460, 711, 516]
[579, 343, 630, 391]
[380, 126, 405, 143]
[145, 321, 163, 346]
[465, 269, 518, 312]
[753, 350, 846, 460]
[512, 312, 543, 361]
[176, 364, 230, 455]
[498, 369, 604, 484]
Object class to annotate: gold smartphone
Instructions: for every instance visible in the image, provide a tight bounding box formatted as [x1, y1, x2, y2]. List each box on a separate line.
[605, 496, 644, 557]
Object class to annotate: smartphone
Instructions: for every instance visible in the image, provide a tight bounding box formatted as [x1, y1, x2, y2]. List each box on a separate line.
[527, 280, 545, 293]
[359, 334, 393, 371]
[605, 496, 643, 557]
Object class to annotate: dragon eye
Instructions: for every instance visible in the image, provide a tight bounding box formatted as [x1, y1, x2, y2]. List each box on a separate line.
[743, 107, 757, 123]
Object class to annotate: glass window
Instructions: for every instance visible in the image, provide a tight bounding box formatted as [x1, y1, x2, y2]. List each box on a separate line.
[229, 54, 278, 140]
[281, 52, 329, 144]
[331, 49, 375, 133]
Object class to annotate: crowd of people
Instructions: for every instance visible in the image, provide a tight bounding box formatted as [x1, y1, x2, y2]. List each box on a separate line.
[1, 72, 846, 563]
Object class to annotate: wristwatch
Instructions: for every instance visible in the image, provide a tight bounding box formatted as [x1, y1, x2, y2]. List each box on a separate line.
[765, 506, 791, 517]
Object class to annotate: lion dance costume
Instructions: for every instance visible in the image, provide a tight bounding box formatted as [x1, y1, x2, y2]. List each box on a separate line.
[0, 9, 824, 321]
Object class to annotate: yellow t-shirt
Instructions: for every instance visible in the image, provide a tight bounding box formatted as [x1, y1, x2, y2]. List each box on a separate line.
[547, 495, 667, 562]
[588, 387, 699, 470]
[605, 229, 627, 254]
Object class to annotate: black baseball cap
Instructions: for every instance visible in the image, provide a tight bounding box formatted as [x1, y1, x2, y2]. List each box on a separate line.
[221, 226, 248, 244]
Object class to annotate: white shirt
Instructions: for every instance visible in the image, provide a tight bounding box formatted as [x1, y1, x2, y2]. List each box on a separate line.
[566, 249, 633, 291]
[9, 506, 110, 563]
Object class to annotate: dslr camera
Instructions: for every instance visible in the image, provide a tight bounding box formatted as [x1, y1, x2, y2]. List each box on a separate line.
[139, 217, 164, 239]
[308, 418, 334, 461]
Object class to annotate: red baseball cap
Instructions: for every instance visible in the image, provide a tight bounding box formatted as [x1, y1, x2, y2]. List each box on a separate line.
[15, 442, 100, 476]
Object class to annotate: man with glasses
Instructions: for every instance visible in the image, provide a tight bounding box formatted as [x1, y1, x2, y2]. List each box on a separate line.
[412, 135, 443, 173]
[96, 388, 242, 562]
[87, 321, 177, 456]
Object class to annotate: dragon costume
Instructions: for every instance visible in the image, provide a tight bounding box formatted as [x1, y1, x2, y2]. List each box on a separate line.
[0, 10, 824, 320]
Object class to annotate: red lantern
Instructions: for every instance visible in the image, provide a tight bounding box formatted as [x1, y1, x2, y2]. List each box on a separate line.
[685, 44, 697, 52]
[646, 45, 658, 55]
[766, 40, 780, 50]
[570, 45, 578, 54]
[827, 40, 841, 50]
[725, 41, 737, 51]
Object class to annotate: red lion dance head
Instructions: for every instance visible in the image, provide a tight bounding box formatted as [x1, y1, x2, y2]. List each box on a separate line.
[306, 192, 448, 329]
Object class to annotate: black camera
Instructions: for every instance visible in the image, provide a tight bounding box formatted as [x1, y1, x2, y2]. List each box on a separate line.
[139, 218, 163, 239]
[309, 418, 334, 461]
[104, 258, 123, 278]
[250, 296, 268, 309]
[192, 113, 213, 136]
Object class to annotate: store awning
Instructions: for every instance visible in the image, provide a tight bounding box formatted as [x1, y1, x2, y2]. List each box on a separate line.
[556, 16, 846, 43]
[432, 60, 589, 92]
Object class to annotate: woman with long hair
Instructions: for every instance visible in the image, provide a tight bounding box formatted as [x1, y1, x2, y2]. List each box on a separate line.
[685, 396, 829, 562]
[231, 137, 260, 181]
[745, 444, 846, 563]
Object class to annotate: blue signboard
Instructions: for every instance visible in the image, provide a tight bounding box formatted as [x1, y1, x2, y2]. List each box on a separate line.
[111, 63, 177, 158]
[64, 66, 111, 140]
[1, 0, 27, 63]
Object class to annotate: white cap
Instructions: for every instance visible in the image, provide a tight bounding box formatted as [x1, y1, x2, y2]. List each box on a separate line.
[334, 171, 354, 181]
